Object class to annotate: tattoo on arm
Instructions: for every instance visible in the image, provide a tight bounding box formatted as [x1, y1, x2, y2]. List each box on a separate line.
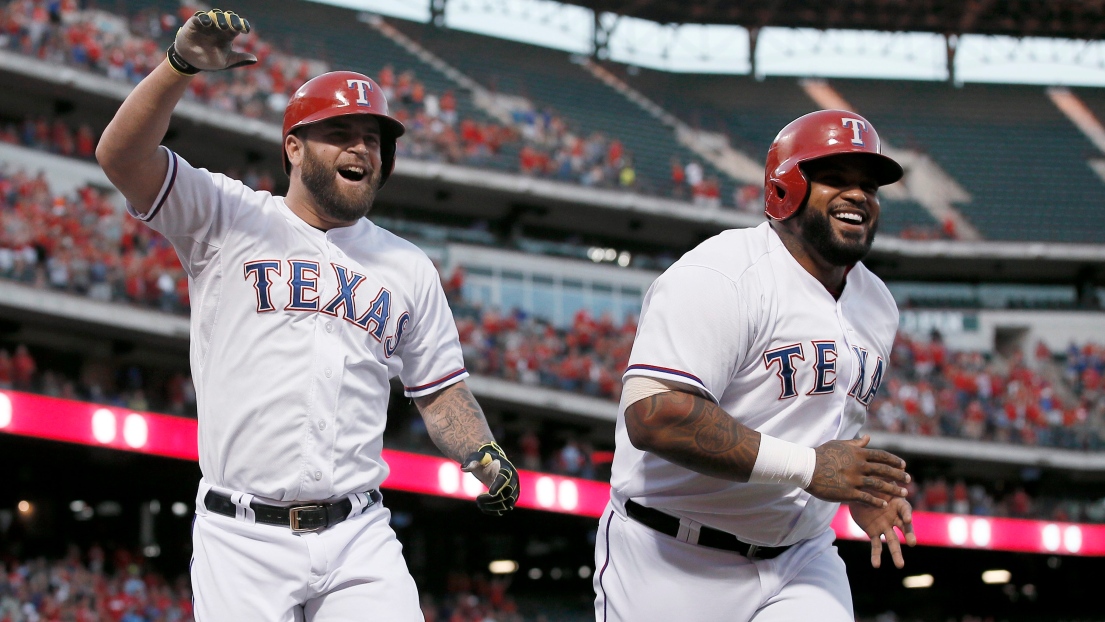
[625, 390, 760, 481]
[413, 381, 495, 463]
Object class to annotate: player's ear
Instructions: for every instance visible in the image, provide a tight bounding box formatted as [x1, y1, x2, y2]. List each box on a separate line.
[285, 133, 304, 170]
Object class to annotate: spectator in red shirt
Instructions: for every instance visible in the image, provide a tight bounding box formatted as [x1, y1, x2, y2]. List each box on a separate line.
[75, 123, 96, 158]
[12, 344, 35, 390]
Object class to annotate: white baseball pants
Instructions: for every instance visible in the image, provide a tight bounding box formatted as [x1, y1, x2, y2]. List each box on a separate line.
[593, 501, 853, 622]
[191, 481, 422, 622]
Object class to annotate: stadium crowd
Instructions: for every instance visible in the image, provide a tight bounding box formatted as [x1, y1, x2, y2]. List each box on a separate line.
[0, 167, 190, 314]
[908, 476, 1105, 525]
[0, 546, 193, 622]
[0, 0, 708, 201]
[0, 546, 539, 621]
[867, 333, 1105, 451]
[0, 116, 96, 161]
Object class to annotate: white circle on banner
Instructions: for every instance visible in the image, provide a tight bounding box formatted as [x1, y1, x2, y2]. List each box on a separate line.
[1064, 526, 1082, 553]
[971, 519, 992, 547]
[438, 462, 460, 494]
[91, 409, 116, 444]
[948, 516, 968, 545]
[123, 414, 148, 448]
[0, 393, 10, 429]
[1042, 524, 1061, 552]
[558, 480, 578, 511]
[462, 472, 484, 497]
[536, 477, 556, 507]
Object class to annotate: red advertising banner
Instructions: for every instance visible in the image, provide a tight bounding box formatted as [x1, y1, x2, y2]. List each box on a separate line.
[2, 389, 1103, 556]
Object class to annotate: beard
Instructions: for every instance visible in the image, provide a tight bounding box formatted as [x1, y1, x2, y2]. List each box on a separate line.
[299, 146, 382, 223]
[796, 203, 879, 266]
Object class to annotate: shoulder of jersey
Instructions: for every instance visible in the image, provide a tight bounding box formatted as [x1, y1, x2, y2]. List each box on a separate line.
[365, 220, 436, 265]
[670, 224, 775, 280]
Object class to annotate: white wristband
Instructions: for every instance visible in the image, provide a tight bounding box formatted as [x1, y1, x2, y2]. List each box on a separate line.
[748, 434, 816, 489]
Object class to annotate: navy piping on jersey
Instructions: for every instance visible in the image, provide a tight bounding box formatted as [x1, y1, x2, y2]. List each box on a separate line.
[625, 364, 704, 386]
[598, 510, 614, 622]
[405, 368, 467, 393]
[144, 150, 179, 222]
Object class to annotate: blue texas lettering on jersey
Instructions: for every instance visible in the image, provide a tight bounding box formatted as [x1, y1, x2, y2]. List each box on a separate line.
[242, 259, 410, 358]
[763, 341, 884, 405]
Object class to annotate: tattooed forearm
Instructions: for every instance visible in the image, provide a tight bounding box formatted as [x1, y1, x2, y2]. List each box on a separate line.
[413, 381, 495, 463]
[624, 390, 760, 481]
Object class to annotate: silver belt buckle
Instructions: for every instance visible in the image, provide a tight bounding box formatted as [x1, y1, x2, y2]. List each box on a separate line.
[746, 544, 760, 559]
[289, 505, 324, 533]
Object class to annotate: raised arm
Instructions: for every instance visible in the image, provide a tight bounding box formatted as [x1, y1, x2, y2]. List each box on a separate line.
[624, 388, 912, 508]
[96, 9, 256, 213]
[414, 381, 519, 515]
[96, 62, 191, 213]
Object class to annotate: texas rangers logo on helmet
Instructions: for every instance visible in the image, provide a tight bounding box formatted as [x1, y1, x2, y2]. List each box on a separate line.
[840, 118, 868, 146]
[346, 79, 375, 106]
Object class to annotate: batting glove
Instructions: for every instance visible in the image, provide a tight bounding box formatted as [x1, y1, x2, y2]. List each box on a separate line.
[167, 9, 258, 76]
[462, 442, 520, 516]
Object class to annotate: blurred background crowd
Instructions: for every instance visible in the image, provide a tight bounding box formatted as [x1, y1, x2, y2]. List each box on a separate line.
[0, 0, 744, 204]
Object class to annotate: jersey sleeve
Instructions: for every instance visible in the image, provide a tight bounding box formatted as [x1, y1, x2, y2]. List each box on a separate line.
[398, 257, 469, 398]
[126, 147, 246, 277]
[624, 265, 755, 403]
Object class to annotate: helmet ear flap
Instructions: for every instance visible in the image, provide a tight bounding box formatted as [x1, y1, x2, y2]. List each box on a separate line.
[378, 136, 397, 188]
[764, 160, 807, 221]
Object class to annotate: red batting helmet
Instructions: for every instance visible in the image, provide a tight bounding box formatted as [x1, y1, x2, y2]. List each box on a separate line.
[764, 109, 903, 221]
[282, 71, 406, 186]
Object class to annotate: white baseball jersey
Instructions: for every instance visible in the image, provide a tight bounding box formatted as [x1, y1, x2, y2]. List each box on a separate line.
[611, 222, 898, 547]
[129, 147, 468, 502]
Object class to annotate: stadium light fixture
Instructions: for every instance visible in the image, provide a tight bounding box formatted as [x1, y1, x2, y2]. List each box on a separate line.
[171, 502, 189, 517]
[902, 574, 934, 589]
[578, 566, 592, 579]
[16, 500, 30, 514]
[982, 569, 1012, 584]
[527, 568, 542, 580]
[488, 560, 519, 574]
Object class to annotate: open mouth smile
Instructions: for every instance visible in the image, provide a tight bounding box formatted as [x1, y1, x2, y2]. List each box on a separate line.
[337, 164, 367, 183]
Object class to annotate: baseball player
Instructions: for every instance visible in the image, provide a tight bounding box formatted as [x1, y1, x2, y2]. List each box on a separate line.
[594, 110, 917, 622]
[95, 11, 519, 621]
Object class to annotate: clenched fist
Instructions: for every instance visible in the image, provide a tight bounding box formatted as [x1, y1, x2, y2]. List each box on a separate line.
[167, 9, 258, 75]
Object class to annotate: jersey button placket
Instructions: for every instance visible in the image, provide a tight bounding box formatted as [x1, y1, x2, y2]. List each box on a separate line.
[310, 240, 339, 498]
[833, 305, 859, 436]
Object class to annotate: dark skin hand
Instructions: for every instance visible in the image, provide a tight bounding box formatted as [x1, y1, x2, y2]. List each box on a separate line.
[624, 389, 910, 508]
[849, 495, 917, 568]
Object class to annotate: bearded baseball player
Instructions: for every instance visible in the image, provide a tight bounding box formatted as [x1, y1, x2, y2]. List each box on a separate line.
[95, 10, 518, 621]
[594, 110, 917, 621]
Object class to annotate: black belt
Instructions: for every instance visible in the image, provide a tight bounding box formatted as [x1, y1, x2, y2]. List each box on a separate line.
[204, 489, 381, 533]
[624, 499, 792, 559]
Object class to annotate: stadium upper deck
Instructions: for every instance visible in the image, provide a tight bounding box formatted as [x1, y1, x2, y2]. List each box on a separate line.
[6, 0, 1105, 250]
